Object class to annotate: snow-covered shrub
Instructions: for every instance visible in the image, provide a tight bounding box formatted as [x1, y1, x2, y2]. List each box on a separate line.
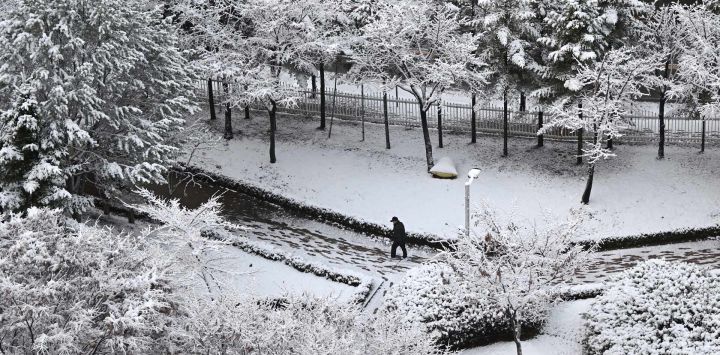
[175, 295, 445, 355]
[385, 263, 544, 349]
[583, 260, 720, 354]
[0, 208, 172, 354]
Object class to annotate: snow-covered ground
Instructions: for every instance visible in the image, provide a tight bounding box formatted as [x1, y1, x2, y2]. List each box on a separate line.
[462, 299, 592, 355]
[208, 245, 356, 301]
[85, 212, 356, 301]
[187, 108, 720, 242]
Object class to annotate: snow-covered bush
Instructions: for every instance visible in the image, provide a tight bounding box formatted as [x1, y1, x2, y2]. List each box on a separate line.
[584, 260, 720, 354]
[177, 295, 444, 355]
[385, 263, 543, 349]
[0, 208, 172, 354]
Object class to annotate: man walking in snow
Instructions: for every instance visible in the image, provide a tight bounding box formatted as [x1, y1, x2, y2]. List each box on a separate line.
[390, 216, 408, 259]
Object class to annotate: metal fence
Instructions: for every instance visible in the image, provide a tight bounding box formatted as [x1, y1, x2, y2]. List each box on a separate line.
[196, 80, 720, 146]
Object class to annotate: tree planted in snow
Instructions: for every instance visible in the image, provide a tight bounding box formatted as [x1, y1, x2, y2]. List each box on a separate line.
[666, 2, 720, 122]
[0, 88, 66, 212]
[471, 0, 541, 156]
[350, 0, 488, 171]
[543, 48, 656, 204]
[0, 0, 199, 215]
[439, 207, 593, 355]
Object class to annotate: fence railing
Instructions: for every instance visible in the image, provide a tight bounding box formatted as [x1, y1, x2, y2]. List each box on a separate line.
[195, 80, 720, 146]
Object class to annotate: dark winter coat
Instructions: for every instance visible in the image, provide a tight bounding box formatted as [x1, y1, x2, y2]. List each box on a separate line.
[392, 222, 406, 243]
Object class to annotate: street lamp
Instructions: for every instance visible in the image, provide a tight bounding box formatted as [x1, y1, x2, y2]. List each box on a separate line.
[465, 168, 481, 236]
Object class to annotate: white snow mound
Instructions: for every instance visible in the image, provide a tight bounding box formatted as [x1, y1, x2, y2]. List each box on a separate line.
[430, 156, 457, 178]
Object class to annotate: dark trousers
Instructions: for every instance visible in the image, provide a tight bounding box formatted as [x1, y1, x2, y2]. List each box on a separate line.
[391, 241, 407, 258]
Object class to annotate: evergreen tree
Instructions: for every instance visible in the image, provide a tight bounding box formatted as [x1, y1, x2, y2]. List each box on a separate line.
[472, 0, 541, 156]
[0, 0, 198, 215]
[0, 88, 66, 212]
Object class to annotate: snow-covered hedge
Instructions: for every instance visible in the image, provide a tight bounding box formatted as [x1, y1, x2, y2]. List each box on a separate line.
[583, 260, 720, 354]
[385, 263, 545, 349]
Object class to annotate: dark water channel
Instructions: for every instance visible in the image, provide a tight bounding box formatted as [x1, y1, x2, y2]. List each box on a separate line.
[144, 174, 431, 279]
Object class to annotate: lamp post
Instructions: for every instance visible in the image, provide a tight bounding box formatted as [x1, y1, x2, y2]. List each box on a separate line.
[465, 168, 481, 236]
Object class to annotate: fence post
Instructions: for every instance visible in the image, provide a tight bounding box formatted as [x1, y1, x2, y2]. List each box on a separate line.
[383, 89, 391, 149]
[437, 101, 443, 148]
[537, 109, 544, 147]
[701, 118, 706, 153]
[471, 93, 477, 143]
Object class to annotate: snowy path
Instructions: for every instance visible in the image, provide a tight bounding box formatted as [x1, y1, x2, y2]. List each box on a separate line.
[575, 238, 720, 284]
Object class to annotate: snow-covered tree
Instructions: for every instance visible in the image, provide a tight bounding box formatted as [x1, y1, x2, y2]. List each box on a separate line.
[472, 0, 541, 156]
[129, 188, 241, 295]
[0, 208, 173, 353]
[667, 2, 720, 121]
[637, 4, 686, 159]
[533, 0, 649, 102]
[543, 47, 656, 204]
[439, 207, 593, 355]
[0, 87, 66, 212]
[0, 0, 199, 215]
[350, 0, 488, 171]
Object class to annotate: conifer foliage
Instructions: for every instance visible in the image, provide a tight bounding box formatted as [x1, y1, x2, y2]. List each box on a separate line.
[0, 87, 66, 212]
[0, 0, 198, 215]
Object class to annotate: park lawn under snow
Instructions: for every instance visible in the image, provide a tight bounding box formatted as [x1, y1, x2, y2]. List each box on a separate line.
[186, 109, 720, 241]
[461, 299, 592, 355]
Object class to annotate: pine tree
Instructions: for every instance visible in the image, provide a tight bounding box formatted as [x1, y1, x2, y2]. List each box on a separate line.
[0, 88, 66, 212]
[0, 0, 198, 215]
[472, 0, 541, 156]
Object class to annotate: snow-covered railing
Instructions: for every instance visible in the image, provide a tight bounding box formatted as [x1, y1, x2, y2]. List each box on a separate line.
[194, 79, 720, 146]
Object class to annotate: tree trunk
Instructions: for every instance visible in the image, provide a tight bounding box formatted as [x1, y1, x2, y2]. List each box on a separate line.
[577, 128, 584, 165]
[319, 63, 326, 130]
[128, 209, 135, 224]
[208, 78, 217, 121]
[103, 199, 111, 215]
[519, 91, 526, 112]
[418, 103, 434, 171]
[701, 118, 706, 153]
[437, 102, 443, 148]
[537, 110, 544, 147]
[510, 312, 523, 355]
[658, 60, 668, 159]
[244, 105, 250, 120]
[581, 130, 599, 204]
[471, 93, 477, 143]
[269, 100, 277, 164]
[577, 102, 583, 165]
[503, 93, 508, 157]
[581, 163, 595, 204]
[224, 102, 233, 140]
[311, 74, 317, 98]
[361, 84, 365, 141]
[383, 90, 391, 149]
[606, 137, 613, 150]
